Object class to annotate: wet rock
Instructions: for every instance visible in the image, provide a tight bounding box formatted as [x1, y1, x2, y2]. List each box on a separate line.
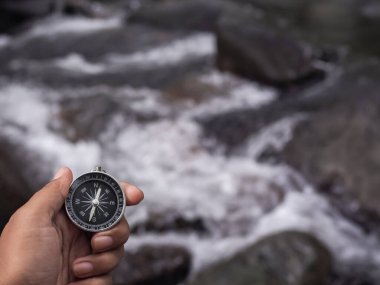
[4, 55, 213, 89]
[50, 89, 164, 142]
[0, 24, 183, 63]
[131, 212, 208, 236]
[188, 231, 332, 285]
[129, 0, 244, 32]
[216, 16, 325, 88]
[64, 0, 111, 18]
[283, 61, 380, 218]
[0, 0, 51, 33]
[51, 93, 122, 142]
[163, 71, 250, 113]
[199, 100, 293, 150]
[328, 270, 376, 285]
[113, 245, 191, 285]
[239, 0, 380, 58]
[0, 136, 34, 231]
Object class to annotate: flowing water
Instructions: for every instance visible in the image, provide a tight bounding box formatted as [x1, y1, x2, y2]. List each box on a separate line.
[1, 14, 380, 280]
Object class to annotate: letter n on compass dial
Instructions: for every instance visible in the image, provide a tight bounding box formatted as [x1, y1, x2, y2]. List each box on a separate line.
[65, 172, 125, 232]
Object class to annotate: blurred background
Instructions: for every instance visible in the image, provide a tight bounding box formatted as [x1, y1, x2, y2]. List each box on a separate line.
[1, 0, 380, 284]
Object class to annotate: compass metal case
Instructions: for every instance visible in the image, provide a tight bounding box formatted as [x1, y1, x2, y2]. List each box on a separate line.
[65, 167, 126, 232]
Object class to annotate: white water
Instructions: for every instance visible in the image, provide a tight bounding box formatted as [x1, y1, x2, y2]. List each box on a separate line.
[1, 14, 379, 281]
[28, 16, 122, 37]
[106, 33, 215, 68]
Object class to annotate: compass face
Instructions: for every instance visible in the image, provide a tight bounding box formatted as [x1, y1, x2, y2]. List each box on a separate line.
[65, 171, 125, 232]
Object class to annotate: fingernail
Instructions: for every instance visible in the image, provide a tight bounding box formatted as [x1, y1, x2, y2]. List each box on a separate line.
[95, 236, 113, 249]
[74, 262, 93, 276]
[53, 167, 66, 179]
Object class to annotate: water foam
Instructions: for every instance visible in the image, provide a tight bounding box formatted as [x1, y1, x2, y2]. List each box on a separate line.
[28, 16, 122, 37]
[106, 33, 215, 68]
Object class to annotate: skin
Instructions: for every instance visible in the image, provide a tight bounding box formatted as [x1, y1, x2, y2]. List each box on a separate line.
[0, 167, 144, 285]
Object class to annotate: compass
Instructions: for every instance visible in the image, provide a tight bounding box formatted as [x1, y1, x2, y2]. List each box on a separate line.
[65, 166, 126, 232]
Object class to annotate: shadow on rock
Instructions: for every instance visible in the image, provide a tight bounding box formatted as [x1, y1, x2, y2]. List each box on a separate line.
[113, 245, 191, 285]
[187, 231, 331, 285]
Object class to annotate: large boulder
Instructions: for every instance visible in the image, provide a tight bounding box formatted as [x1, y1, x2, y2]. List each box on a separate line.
[113, 245, 192, 285]
[188, 231, 331, 285]
[216, 16, 324, 88]
[283, 61, 380, 218]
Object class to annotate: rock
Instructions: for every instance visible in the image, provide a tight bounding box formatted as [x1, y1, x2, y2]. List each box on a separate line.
[131, 212, 209, 236]
[328, 270, 376, 285]
[188, 231, 331, 285]
[0, 0, 51, 33]
[238, 0, 380, 58]
[0, 24, 183, 63]
[0, 136, 34, 231]
[216, 16, 324, 88]
[64, 0, 110, 18]
[128, 0, 244, 32]
[283, 61, 380, 218]
[51, 93, 123, 142]
[113, 245, 192, 285]
[50, 91, 162, 142]
[3, 54, 212, 89]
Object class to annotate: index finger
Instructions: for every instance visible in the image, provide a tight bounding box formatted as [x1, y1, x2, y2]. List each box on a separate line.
[120, 182, 144, 206]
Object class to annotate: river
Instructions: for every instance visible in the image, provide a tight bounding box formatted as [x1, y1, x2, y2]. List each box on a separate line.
[0, 6, 379, 284]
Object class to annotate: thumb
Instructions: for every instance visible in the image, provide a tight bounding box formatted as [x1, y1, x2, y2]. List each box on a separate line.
[28, 167, 73, 217]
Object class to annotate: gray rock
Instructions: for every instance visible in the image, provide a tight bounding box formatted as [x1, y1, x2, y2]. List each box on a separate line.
[0, 137, 33, 231]
[131, 212, 208, 236]
[0, 24, 183, 63]
[283, 61, 380, 218]
[0, 0, 51, 17]
[0, 0, 51, 33]
[216, 16, 324, 87]
[113, 245, 192, 285]
[188, 231, 331, 285]
[3, 54, 212, 89]
[128, 0, 244, 32]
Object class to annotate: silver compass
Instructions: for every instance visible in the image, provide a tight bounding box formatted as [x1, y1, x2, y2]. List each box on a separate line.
[65, 167, 126, 232]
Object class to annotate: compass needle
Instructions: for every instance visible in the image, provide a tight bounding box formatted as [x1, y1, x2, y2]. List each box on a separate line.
[89, 206, 96, 222]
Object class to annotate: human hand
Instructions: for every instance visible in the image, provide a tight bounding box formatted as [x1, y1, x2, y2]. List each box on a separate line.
[0, 167, 144, 285]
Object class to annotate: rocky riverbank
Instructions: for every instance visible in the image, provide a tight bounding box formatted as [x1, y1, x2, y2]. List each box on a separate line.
[1, 0, 380, 285]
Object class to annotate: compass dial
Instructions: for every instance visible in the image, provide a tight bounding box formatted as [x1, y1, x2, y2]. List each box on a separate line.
[65, 171, 125, 232]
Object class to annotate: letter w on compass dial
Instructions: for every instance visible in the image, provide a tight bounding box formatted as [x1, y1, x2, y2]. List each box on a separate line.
[72, 181, 117, 225]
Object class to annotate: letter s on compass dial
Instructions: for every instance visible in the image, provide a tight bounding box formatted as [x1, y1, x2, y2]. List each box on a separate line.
[65, 168, 126, 232]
